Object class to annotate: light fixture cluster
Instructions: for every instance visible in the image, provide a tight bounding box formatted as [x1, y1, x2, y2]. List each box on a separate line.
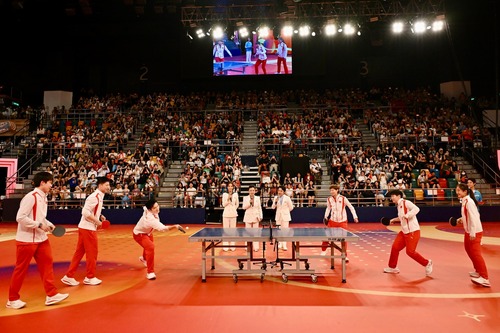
[189, 16, 446, 40]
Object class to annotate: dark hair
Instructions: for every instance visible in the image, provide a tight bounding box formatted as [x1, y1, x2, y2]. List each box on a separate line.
[457, 183, 479, 207]
[329, 184, 340, 190]
[279, 185, 286, 192]
[96, 177, 110, 186]
[468, 178, 477, 184]
[33, 172, 53, 187]
[248, 185, 255, 190]
[388, 189, 403, 197]
[145, 199, 157, 210]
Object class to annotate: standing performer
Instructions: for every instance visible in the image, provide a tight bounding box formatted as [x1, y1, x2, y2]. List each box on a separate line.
[133, 199, 182, 280]
[455, 183, 490, 287]
[272, 185, 294, 251]
[7, 172, 69, 309]
[383, 189, 433, 276]
[276, 37, 289, 74]
[254, 41, 267, 75]
[245, 37, 253, 63]
[222, 182, 239, 251]
[61, 177, 110, 286]
[242, 185, 263, 252]
[213, 40, 232, 75]
[321, 184, 358, 259]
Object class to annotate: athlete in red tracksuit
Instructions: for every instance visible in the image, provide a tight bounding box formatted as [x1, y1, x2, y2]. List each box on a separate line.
[383, 189, 433, 276]
[455, 183, 490, 287]
[321, 184, 358, 258]
[7, 172, 69, 309]
[61, 177, 110, 287]
[133, 199, 181, 280]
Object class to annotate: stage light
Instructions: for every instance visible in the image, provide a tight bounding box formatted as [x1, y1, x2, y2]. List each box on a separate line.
[312, 31, 316, 37]
[432, 20, 444, 32]
[258, 26, 270, 38]
[239, 27, 249, 38]
[196, 29, 205, 38]
[282, 25, 293, 37]
[299, 25, 310, 37]
[343, 23, 356, 35]
[392, 21, 404, 34]
[413, 20, 426, 34]
[325, 24, 336, 36]
[212, 26, 224, 40]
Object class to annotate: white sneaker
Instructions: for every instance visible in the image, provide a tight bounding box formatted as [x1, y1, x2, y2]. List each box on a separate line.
[146, 272, 156, 280]
[425, 259, 433, 276]
[6, 299, 26, 309]
[320, 250, 327, 256]
[61, 275, 80, 286]
[471, 276, 491, 287]
[282, 247, 288, 251]
[469, 271, 480, 278]
[45, 293, 69, 306]
[83, 277, 102, 286]
[345, 257, 350, 263]
[139, 256, 147, 267]
[254, 248, 260, 252]
[383, 267, 400, 274]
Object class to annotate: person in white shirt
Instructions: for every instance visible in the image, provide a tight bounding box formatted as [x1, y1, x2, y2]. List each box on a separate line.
[272, 185, 294, 251]
[222, 182, 239, 251]
[132, 199, 182, 280]
[276, 37, 289, 74]
[7, 172, 69, 309]
[244, 37, 253, 62]
[242, 186, 263, 252]
[61, 177, 111, 287]
[213, 40, 232, 75]
[383, 189, 433, 276]
[455, 183, 490, 287]
[254, 41, 267, 75]
[321, 184, 358, 258]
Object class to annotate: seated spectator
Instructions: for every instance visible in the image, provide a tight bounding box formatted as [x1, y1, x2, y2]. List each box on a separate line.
[305, 180, 316, 207]
[174, 182, 185, 208]
[185, 182, 197, 208]
[309, 158, 322, 184]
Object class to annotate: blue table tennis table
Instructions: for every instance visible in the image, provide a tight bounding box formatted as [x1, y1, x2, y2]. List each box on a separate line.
[213, 61, 252, 75]
[189, 227, 359, 283]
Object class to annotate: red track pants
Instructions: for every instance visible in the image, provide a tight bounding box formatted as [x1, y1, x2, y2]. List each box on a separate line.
[388, 230, 429, 268]
[133, 233, 155, 274]
[464, 232, 488, 279]
[65, 228, 98, 278]
[9, 239, 58, 301]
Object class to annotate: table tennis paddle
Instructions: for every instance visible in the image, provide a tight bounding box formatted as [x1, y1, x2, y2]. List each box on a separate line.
[51, 225, 66, 237]
[177, 225, 186, 233]
[380, 217, 391, 226]
[323, 218, 329, 226]
[449, 217, 457, 227]
[101, 220, 111, 229]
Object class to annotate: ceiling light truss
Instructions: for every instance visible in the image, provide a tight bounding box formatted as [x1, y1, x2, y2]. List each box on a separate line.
[180, 0, 445, 27]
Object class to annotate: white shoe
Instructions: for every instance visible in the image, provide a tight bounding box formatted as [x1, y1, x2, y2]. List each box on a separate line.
[320, 250, 327, 256]
[139, 256, 147, 267]
[61, 275, 80, 286]
[282, 247, 288, 251]
[6, 299, 26, 309]
[425, 259, 433, 276]
[146, 272, 156, 280]
[471, 276, 491, 287]
[383, 267, 400, 274]
[83, 277, 102, 286]
[45, 293, 69, 306]
[345, 257, 350, 263]
[223, 248, 229, 252]
[254, 248, 260, 252]
[230, 248, 235, 252]
[469, 271, 480, 278]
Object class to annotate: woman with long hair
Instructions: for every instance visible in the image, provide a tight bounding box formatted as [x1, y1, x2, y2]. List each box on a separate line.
[455, 183, 490, 287]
